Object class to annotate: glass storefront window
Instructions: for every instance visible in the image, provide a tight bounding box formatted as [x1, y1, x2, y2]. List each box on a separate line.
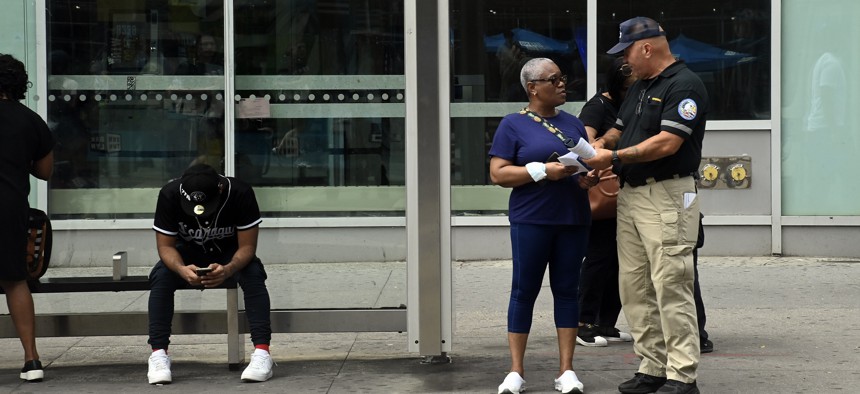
[449, 1, 771, 215]
[450, 1, 587, 104]
[598, 1, 771, 120]
[47, 0, 225, 219]
[46, 0, 406, 219]
[782, 0, 860, 215]
[233, 0, 405, 217]
[44, 1, 776, 219]
[230, 1, 407, 310]
[449, 1, 587, 215]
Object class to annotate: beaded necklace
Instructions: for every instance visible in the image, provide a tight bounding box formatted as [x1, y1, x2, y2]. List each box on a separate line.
[520, 107, 573, 148]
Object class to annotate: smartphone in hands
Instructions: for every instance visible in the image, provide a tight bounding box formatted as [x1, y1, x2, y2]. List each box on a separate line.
[196, 267, 213, 276]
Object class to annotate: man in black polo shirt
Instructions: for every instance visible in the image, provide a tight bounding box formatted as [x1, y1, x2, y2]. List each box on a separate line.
[584, 17, 707, 394]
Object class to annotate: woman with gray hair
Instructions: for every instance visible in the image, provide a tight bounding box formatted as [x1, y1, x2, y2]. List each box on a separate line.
[489, 58, 598, 394]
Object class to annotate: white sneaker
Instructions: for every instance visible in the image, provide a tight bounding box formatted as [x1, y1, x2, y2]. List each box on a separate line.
[575, 334, 608, 347]
[598, 326, 633, 342]
[576, 324, 609, 347]
[241, 349, 274, 382]
[615, 331, 633, 342]
[498, 371, 525, 394]
[554, 370, 584, 394]
[147, 349, 172, 384]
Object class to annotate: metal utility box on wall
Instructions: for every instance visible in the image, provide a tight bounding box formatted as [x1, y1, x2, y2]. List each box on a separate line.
[698, 156, 751, 189]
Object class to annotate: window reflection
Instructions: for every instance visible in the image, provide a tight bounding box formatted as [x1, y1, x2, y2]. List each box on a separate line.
[233, 1, 406, 204]
[43, 1, 775, 220]
[451, 1, 588, 103]
[234, 1, 403, 76]
[449, 1, 587, 215]
[781, 2, 858, 215]
[597, 1, 771, 120]
[47, 0, 225, 219]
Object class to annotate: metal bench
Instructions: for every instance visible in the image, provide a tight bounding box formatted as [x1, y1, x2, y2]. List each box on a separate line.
[0, 252, 245, 369]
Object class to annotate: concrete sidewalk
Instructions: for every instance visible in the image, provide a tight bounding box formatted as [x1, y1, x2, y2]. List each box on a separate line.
[0, 256, 857, 393]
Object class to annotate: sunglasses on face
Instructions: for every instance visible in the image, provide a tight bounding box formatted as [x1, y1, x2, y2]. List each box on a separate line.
[530, 75, 568, 86]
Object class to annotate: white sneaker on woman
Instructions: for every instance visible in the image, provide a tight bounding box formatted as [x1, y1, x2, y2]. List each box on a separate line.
[498, 371, 526, 394]
[554, 370, 584, 393]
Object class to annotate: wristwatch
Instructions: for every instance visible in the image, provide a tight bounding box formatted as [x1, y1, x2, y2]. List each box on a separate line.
[611, 150, 621, 165]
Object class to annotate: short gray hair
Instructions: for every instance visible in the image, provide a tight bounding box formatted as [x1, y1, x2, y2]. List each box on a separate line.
[520, 58, 555, 93]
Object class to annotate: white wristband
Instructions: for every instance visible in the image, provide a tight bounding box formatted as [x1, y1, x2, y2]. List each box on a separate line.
[525, 162, 547, 182]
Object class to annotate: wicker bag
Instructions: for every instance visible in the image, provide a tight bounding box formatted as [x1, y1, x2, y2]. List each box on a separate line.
[25, 208, 52, 280]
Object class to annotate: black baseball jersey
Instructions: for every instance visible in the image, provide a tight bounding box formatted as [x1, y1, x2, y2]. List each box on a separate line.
[613, 61, 708, 183]
[153, 176, 262, 264]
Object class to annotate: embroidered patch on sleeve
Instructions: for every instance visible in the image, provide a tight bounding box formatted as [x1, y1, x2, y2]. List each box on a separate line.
[678, 99, 698, 120]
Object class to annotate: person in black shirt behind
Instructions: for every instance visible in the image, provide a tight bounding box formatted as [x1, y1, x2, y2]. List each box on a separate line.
[575, 57, 635, 347]
[147, 164, 273, 384]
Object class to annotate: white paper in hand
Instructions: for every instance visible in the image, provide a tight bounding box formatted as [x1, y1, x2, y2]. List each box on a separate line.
[568, 137, 597, 159]
[558, 152, 588, 174]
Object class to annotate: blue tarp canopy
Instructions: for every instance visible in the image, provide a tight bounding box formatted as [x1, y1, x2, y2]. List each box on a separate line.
[484, 28, 572, 54]
[669, 34, 756, 72]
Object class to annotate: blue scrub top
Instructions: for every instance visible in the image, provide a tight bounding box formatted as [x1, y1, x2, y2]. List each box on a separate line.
[489, 110, 591, 225]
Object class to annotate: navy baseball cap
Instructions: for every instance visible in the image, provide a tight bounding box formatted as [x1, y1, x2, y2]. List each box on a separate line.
[607, 17, 666, 55]
[179, 164, 222, 218]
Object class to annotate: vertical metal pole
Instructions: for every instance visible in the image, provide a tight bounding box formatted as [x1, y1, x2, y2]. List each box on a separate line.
[223, 0, 236, 176]
[223, 0, 243, 368]
[586, 0, 597, 98]
[436, 0, 453, 355]
[405, 0, 452, 357]
[770, 0, 783, 255]
[35, 0, 49, 210]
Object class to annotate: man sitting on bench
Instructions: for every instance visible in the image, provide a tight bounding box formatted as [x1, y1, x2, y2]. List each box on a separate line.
[148, 164, 273, 384]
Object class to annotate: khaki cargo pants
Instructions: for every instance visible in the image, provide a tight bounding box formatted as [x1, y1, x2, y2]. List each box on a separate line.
[616, 176, 700, 383]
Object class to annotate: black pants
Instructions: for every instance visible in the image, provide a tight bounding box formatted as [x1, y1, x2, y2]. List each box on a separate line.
[148, 258, 272, 349]
[693, 248, 709, 341]
[578, 218, 621, 326]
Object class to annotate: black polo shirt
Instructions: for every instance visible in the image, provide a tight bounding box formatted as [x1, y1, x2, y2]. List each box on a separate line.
[613, 61, 708, 185]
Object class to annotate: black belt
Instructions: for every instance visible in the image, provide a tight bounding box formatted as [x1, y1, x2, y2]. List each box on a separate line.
[623, 173, 694, 188]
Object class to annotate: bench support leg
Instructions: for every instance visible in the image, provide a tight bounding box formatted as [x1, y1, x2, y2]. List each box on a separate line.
[227, 288, 244, 370]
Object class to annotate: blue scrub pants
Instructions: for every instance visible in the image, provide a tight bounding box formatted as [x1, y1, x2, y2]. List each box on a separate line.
[507, 223, 589, 333]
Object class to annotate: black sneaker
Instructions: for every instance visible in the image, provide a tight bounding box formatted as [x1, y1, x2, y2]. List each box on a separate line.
[20, 360, 43, 382]
[700, 339, 713, 354]
[655, 379, 699, 394]
[576, 324, 608, 347]
[595, 325, 633, 342]
[618, 373, 667, 394]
